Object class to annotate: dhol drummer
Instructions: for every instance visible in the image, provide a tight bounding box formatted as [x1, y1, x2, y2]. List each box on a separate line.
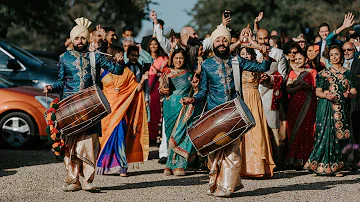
[182, 25, 272, 197]
[44, 17, 124, 192]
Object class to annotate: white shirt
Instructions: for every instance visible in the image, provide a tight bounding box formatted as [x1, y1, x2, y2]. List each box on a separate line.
[343, 58, 354, 70]
[320, 40, 326, 58]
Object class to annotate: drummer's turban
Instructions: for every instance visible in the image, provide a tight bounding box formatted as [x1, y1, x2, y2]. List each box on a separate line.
[70, 17, 92, 42]
[210, 25, 231, 47]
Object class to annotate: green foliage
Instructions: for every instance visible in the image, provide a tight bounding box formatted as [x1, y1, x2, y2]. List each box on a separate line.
[190, 0, 360, 38]
[0, 0, 152, 50]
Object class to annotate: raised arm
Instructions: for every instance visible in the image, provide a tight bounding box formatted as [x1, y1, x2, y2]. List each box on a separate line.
[253, 12, 263, 35]
[326, 12, 354, 46]
[150, 10, 171, 54]
[95, 51, 124, 75]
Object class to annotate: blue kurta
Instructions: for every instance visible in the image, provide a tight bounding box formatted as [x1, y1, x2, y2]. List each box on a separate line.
[52, 50, 124, 99]
[194, 55, 271, 110]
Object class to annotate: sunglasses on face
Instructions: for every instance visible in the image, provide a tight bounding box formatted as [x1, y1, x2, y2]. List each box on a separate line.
[290, 51, 298, 54]
[343, 48, 353, 52]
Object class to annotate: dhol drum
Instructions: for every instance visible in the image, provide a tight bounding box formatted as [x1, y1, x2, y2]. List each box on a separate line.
[54, 85, 111, 136]
[187, 97, 255, 157]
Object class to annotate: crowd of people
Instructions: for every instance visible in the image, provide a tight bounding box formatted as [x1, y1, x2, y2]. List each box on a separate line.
[43, 9, 360, 197]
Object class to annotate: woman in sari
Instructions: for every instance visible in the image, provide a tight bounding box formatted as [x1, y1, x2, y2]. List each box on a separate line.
[238, 47, 276, 178]
[96, 46, 149, 177]
[285, 51, 317, 170]
[304, 45, 357, 176]
[159, 49, 195, 176]
[148, 38, 168, 142]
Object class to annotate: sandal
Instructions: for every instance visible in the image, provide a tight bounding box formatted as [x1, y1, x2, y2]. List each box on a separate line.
[62, 183, 81, 192]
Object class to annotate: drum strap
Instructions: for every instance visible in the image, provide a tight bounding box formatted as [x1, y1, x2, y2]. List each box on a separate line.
[232, 57, 243, 99]
[89, 51, 96, 85]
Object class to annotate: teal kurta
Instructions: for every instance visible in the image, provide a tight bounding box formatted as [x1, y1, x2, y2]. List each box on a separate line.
[163, 70, 195, 173]
[305, 69, 353, 175]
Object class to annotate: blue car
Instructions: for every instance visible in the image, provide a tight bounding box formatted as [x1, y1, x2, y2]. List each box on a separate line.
[0, 39, 58, 89]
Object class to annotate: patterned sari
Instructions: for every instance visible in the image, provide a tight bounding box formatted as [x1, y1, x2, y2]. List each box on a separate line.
[304, 69, 353, 175]
[96, 68, 149, 175]
[285, 69, 317, 167]
[163, 69, 195, 175]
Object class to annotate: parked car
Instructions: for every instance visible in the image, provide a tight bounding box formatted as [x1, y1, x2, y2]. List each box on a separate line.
[0, 74, 57, 148]
[0, 39, 58, 89]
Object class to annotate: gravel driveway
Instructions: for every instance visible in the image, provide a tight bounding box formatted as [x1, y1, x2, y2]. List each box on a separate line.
[0, 145, 359, 202]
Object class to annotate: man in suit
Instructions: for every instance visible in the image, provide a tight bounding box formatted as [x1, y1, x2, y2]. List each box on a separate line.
[255, 28, 288, 167]
[345, 42, 360, 144]
[141, 19, 164, 53]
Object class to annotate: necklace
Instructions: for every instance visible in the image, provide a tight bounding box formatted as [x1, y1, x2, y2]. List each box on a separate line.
[330, 66, 341, 73]
[110, 74, 120, 92]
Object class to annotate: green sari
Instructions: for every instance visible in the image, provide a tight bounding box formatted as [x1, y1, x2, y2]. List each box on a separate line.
[305, 69, 353, 175]
[163, 69, 195, 175]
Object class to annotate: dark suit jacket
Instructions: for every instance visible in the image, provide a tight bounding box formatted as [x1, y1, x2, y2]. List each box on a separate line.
[351, 58, 360, 111]
[141, 35, 153, 53]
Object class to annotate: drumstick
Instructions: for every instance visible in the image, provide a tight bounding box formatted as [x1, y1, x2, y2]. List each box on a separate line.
[98, 51, 113, 57]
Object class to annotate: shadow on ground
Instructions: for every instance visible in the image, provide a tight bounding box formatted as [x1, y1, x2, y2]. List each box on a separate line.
[232, 178, 360, 198]
[99, 174, 209, 191]
[0, 141, 59, 177]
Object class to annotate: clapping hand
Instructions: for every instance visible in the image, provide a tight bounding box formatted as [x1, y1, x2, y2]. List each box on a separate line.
[96, 24, 106, 40]
[114, 53, 124, 63]
[259, 73, 270, 84]
[89, 42, 99, 52]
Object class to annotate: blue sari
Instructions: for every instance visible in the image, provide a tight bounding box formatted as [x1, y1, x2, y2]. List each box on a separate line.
[163, 69, 196, 174]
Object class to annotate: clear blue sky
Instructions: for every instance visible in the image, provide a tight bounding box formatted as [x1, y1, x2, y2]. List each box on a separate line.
[135, 0, 196, 42]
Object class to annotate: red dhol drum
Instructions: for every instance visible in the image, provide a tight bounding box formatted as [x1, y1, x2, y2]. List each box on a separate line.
[55, 85, 111, 136]
[187, 97, 255, 157]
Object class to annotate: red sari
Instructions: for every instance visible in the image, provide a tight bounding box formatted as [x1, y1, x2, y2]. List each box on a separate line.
[285, 68, 317, 167]
[148, 56, 168, 141]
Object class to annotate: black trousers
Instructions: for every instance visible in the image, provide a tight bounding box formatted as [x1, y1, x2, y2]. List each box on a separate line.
[351, 110, 360, 144]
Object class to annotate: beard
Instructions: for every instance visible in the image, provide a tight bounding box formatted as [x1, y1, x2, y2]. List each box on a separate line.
[213, 45, 230, 59]
[74, 42, 88, 53]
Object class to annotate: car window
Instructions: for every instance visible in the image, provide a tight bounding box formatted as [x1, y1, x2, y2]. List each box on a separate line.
[0, 50, 11, 69]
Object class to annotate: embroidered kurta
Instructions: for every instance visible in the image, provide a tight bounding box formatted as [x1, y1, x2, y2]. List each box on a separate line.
[49, 49, 124, 184]
[194, 55, 272, 110]
[52, 50, 124, 99]
[193, 55, 271, 194]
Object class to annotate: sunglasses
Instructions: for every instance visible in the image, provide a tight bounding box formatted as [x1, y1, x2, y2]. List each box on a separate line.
[290, 51, 298, 54]
[342, 48, 354, 52]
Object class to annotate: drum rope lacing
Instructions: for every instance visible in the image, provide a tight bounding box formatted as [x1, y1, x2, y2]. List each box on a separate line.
[60, 111, 107, 136]
[190, 107, 241, 141]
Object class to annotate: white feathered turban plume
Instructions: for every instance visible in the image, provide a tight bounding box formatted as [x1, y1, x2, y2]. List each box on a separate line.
[70, 17, 92, 42]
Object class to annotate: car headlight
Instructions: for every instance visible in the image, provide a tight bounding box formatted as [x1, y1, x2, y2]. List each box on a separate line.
[35, 96, 54, 109]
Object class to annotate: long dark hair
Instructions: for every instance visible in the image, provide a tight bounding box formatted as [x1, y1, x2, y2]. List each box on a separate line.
[186, 37, 203, 74]
[305, 44, 324, 72]
[170, 49, 188, 70]
[148, 38, 166, 57]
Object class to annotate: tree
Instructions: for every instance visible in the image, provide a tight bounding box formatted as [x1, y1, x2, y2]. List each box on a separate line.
[190, 0, 360, 40]
[1, 0, 153, 50]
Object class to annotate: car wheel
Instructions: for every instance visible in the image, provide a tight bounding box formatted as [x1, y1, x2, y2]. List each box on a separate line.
[0, 112, 37, 148]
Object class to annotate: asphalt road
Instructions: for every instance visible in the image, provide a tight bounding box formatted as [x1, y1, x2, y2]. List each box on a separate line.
[0, 145, 359, 202]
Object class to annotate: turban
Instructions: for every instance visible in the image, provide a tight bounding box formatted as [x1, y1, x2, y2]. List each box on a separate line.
[210, 25, 231, 47]
[70, 17, 92, 42]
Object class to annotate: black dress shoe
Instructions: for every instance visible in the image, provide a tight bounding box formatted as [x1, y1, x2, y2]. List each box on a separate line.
[158, 157, 167, 164]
